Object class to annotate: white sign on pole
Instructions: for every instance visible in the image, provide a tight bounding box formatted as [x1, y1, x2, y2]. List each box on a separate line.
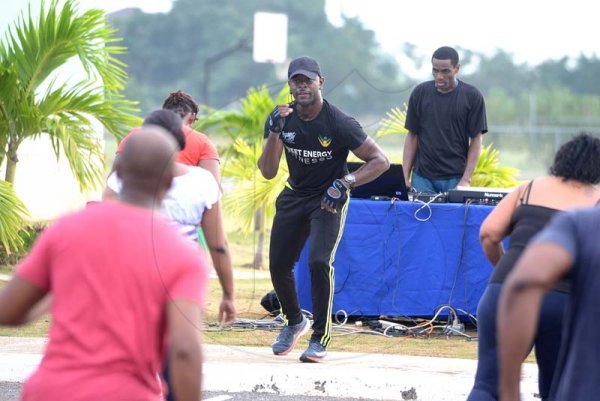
[253, 12, 288, 63]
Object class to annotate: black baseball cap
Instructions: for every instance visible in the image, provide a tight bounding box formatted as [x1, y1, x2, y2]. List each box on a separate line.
[288, 56, 321, 80]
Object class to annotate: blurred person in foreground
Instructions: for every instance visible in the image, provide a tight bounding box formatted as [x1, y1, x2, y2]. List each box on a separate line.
[105, 109, 236, 326]
[498, 199, 600, 400]
[403, 46, 487, 193]
[467, 133, 600, 401]
[258, 56, 389, 362]
[0, 127, 208, 401]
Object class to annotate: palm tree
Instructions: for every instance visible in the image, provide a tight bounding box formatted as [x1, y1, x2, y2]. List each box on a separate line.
[374, 105, 408, 139]
[221, 139, 288, 269]
[0, 0, 140, 254]
[471, 145, 519, 187]
[0, 180, 29, 255]
[198, 85, 289, 269]
[375, 105, 519, 188]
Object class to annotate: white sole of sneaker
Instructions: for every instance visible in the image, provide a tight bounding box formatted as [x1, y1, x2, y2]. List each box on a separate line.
[299, 354, 325, 363]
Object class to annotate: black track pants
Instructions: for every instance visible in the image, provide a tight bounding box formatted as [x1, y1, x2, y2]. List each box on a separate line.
[269, 187, 349, 347]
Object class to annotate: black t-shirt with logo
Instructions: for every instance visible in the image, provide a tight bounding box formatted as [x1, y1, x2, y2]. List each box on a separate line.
[264, 100, 367, 196]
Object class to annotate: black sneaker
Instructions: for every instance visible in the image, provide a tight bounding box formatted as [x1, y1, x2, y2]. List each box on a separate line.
[299, 339, 327, 362]
[272, 315, 310, 355]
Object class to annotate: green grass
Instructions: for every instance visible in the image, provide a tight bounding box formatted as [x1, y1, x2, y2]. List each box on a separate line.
[0, 315, 51, 337]
[0, 135, 537, 360]
[0, 264, 13, 275]
[204, 277, 483, 360]
[0, 275, 535, 362]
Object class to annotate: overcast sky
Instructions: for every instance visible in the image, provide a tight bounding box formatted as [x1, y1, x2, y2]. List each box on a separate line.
[326, 0, 599, 77]
[6, 0, 598, 78]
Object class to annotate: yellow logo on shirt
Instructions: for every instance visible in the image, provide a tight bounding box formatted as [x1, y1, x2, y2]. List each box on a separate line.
[318, 135, 332, 147]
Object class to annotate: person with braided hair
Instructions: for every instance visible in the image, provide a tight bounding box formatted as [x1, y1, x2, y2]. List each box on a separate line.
[105, 109, 235, 327]
[160, 90, 221, 182]
[467, 133, 600, 401]
[104, 90, 225, 291]
[258, 56, 389, 362]
[110, 90, 220, 183]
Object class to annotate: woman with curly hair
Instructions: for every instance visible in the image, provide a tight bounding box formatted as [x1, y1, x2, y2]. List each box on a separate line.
[467, 133, 600, 401]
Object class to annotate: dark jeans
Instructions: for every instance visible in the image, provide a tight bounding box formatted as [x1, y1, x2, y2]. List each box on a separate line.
[412, 172, 460, 194]
[269, 187, 348, 346]
[466, 283, 567, 401]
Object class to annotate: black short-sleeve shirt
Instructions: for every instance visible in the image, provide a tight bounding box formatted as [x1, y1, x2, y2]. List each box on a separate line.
[532, 206, 600, 400]
[404, 80, 488, 179]
[264, 100, 367, 196]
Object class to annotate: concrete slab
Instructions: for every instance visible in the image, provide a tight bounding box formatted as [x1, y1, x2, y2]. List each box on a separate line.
[0, 337, 540, 400]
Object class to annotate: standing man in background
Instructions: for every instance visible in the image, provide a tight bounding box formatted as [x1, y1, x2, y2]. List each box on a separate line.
[258, 56, 389, 362]
[403, 46, 487, 193]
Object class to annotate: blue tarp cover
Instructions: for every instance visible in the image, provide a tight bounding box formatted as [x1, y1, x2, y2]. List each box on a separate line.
[294, 200, 496, 318]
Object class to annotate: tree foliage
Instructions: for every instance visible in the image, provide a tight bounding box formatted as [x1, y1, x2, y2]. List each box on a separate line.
[0, 180, 29, 255]
[205, 85, 289, 232]
[0, 0, 140, 254]
[221, 139, 288, 234]
[460, 49, 600, 126]
[111, 4, 600, 135]
[0, 0, 140, 186]
[471, 145, 520, 188]
[197, 84, 289, 268]
[108, 0, 409, 116]
[374, 105, 408, 139]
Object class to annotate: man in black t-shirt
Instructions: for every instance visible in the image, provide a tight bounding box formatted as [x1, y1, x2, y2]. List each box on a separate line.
[258, 56, 389, 362]
[403, 46, 488, 194]
[497, 206, 600, 401]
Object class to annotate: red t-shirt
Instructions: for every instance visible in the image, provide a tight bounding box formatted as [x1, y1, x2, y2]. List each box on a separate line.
[117, 126, 219, 166]
[17, 201, 208, 401]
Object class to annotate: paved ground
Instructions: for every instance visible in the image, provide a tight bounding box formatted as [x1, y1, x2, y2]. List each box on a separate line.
[0, 337, 541, 400]
[0, 382, 20, 401]
[0, 384, 373, 401]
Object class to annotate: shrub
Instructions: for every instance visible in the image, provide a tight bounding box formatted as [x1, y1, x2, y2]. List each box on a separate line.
[0, 222, 47, 269]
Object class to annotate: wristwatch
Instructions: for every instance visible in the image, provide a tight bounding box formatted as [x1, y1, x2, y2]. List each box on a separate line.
[343, 174, 356, 188]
